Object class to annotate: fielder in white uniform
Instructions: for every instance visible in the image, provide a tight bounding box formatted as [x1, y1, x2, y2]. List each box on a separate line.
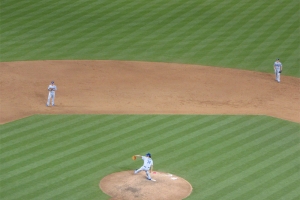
[134, 153, 155, 181]
[274, 58, 282, 83]
[46, 81, 57, 106]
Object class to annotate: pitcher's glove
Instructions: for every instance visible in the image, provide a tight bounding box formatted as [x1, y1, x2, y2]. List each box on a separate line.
[132, 155, 136, 160]
[279, 70, 282, 73]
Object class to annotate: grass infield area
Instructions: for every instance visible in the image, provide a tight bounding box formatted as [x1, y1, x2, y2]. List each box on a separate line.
[0, 115, 299, 199]
[0, 0, 300, 200]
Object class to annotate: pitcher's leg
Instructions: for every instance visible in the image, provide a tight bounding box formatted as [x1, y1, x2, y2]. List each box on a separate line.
[276, 69, 280, 82]
[134, 166, 144, 174]
[146, 170, 151, 180]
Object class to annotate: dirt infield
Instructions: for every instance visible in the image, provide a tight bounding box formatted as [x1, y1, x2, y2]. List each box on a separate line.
[0, 60, 299, 124]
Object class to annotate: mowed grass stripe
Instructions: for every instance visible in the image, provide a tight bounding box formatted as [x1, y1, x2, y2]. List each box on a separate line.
[46, 116, 298, 199]
[0, 1, 46, 24]
[2, 115, 212, 199]
[142, 3, 216, 59]
[25, 116, 212, 200]
[0, 115, 51, 133]
[2, 1, 86, 33]
[186, 1, 252, 41]
[0, 115, 110, 158]
[0, 115, 121, 168]
[201, 119, 296, 165]
[193, 1, 250, 56]
[39, 1, 133, 53]
[0, 115, 150, 181]
[188, 117, 295, 167]
[18, 2, 95, 57]
[190, 130, 298, 199]
[0, 115, 298, 200]
[200, 137, 299, 199]
[185, 120, 297, 189]
[198, 124, 298, 182]
[201, 144, 299, 199]
[171, 116, 278, 170]
[2, 114, 178, 198]
[158, 2, 218, 57]
[6, 1, 91, 41]
[252, 3, 299, 50]
[212, 1, 289, 66]
[277, 182, 300, 200]
[156, 116, 252, 168]
[44, 1, 141, 59]
[0, 115, 102, 158]
[1, 0, 299, 76]
[0, 115, 171, 196]
[215, 2, 281, 64]
[168, 1, 262, 60]
[102, 2, 184, 56]
[156, 0, 225, 59]
[242, 2, 299, 64]
[225, 154, 299, 199]
[4, 1, 68, 31]
[133, 115, 226, 150]
[248, 163, 300, 200]
[133, 116, 238, 163]
[177, 119, 298, 198]
[206, 1, 268, 63]
[0, 115, 68, 140]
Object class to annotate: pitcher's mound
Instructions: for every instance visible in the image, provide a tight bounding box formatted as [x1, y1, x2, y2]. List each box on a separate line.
[99, 170, 192, 200]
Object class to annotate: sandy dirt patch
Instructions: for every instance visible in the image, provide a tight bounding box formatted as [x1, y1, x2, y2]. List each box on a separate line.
[0, 60, 299, 124]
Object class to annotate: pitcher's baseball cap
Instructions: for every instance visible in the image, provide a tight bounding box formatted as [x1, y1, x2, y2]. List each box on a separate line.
[51, 81, 54, 84]
[146, 153, 151, 157]
[277, 58, 280, 60]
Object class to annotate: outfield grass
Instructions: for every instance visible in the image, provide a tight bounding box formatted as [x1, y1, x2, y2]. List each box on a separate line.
[0, 115, 299, 200]
[0, 0, 299, 76]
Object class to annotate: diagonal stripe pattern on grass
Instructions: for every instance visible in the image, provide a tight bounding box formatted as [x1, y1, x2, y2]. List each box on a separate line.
[0, 0, 299, 76]
[0, 115, 299, 200]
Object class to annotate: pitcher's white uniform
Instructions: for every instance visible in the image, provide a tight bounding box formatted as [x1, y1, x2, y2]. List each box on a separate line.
[274, 59, 282, 83]
[134, 153, 154, 180]
[47, 81, 57, 106]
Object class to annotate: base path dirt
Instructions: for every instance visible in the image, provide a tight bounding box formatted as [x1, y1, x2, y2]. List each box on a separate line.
[100, 171, 192, 200]
[0, 60, 299, 124]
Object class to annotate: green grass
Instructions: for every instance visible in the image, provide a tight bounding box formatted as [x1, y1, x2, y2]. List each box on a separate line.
[0, 115, 299, 200]
[0, 0, 299, 76]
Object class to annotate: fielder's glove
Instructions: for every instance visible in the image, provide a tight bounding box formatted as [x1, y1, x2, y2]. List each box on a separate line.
[279, 70, 282, 73]
[132, 155, 136, 160]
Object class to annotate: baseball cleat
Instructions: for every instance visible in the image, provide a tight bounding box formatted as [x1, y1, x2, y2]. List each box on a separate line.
[147, 178, 156, 181]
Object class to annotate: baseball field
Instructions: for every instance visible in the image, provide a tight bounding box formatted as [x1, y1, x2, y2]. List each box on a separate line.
[0, 0, 299, 200]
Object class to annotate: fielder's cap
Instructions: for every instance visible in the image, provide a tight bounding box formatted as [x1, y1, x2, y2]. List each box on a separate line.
[277, 58, 280, 60]
[51, 81, 54, 84]
[146, 153, 151, 157]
